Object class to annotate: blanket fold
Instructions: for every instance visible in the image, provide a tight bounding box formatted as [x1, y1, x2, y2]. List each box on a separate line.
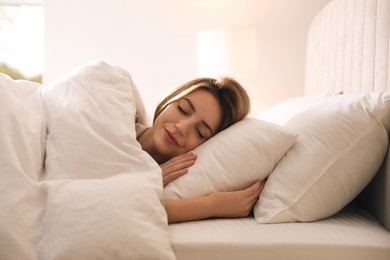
[0, 61, 176, 260]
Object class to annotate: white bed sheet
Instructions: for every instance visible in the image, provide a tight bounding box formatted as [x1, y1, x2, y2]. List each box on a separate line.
[168, 206, 390, 260]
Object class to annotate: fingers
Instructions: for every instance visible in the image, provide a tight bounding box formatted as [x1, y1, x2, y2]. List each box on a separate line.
[243, 179, 267, 209]
[161, 152, 197, 174]
[245, 180, 265, 196]
[163, 168, 188, 187]
[206, 179, 267, 218]
[166, 152, 197, 165]
[161, 152, 197, 187]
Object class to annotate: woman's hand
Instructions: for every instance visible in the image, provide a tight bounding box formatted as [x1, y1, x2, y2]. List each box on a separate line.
[160, 152, 197, 187]
[208, 180, 266, 218]
[164, 179, 266, 223]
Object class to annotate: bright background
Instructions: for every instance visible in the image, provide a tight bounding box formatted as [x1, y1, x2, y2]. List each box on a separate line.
[0, 4, 43, 80]
[44, 0, 330, 116]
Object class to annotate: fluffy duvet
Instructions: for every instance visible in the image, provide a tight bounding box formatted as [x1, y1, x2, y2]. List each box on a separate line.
[0, 61, 176, 260]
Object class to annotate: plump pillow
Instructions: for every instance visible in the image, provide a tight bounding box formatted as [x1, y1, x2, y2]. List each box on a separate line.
[258, 92, 339, 125]
[255, 92, 390, 223]
[39, 173, 176, 260]
[163, 117, 297, 199]
[43, 60, 155, 180]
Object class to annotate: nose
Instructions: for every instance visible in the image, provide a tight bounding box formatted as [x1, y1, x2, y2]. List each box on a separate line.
[175, 119, 191, 136]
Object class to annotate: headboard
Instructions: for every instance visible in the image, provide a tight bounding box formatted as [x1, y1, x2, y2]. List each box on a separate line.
[305, 0, 390, 230]
[305, 0, 390, 94]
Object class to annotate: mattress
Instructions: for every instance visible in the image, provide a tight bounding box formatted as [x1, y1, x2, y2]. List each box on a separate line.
[168, 206, 390, 260]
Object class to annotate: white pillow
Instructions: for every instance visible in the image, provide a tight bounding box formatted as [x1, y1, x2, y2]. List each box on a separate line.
[258, 92, 340, 125]
[39, 173, 176, 260]
[43, 60, 155, 180]
[163, 117, 297, 199]
[254, 92, 390, 223]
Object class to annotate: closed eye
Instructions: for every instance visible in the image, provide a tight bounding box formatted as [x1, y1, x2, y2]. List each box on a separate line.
[197, 128, 206, 139]
[179, 97, 213, 138]
[178, 105, 188, 115]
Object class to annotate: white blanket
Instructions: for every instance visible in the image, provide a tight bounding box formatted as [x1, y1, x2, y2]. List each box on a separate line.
[0, 61, 176, 260]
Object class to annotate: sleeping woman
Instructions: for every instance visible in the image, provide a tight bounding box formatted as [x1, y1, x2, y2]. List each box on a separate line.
[137, 77, 266, 223]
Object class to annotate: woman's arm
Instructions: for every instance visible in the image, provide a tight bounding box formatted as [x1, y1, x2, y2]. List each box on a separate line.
[160, 153, 265, 223]
[165, 180, 265, 223]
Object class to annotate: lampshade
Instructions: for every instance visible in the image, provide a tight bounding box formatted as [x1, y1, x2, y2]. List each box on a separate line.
[196, 28, 259, 77]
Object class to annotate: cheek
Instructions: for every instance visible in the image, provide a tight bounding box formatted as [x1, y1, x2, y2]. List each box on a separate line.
[159, 105, 177, 119]
[186, 136, 205, 151]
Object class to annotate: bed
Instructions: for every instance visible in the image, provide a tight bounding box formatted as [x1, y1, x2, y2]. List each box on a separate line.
[0, 0, 389, 259]
[167, 0, 390, 259]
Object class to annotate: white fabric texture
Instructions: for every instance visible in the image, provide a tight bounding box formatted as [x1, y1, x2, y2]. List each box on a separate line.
[255, 92, 390, 223]
[0, 73, 46, 181]
[163, 117, 297, 199]
[258, 92, 339, 125]
[0, 61, 176, 260]
[168, 206, 390, 260]
[0, 74, 45, 260]
[43, 60, 154, 180]
[38, 173, 175, 260]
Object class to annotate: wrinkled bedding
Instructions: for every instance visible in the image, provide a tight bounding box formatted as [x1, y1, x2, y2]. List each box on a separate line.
[0, 61, 176, 260]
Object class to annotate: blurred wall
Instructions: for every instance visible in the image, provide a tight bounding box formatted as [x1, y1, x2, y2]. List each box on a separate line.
[44, 0, 329, 116]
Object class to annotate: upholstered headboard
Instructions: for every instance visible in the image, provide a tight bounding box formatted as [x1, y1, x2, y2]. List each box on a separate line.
[305, 0, 390, 95]
[305, 0, 390, 230]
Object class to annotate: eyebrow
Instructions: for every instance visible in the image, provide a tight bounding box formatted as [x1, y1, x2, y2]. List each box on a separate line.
[182, 98, 214, 136]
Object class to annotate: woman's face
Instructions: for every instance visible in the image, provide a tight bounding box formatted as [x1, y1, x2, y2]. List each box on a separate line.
[151, 89, 222, 160]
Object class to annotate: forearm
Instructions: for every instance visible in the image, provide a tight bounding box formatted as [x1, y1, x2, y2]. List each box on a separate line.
[164, 196, 213, 224]
[164, 180, 265, 224]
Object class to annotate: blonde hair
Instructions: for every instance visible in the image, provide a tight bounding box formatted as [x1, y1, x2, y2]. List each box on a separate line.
[154, 77, 250, 133]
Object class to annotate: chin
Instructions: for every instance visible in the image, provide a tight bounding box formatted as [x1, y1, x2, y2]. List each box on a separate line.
[155, 143, 175, 161]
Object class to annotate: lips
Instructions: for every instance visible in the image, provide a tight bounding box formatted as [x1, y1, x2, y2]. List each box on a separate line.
[164, 128, 179, 146]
